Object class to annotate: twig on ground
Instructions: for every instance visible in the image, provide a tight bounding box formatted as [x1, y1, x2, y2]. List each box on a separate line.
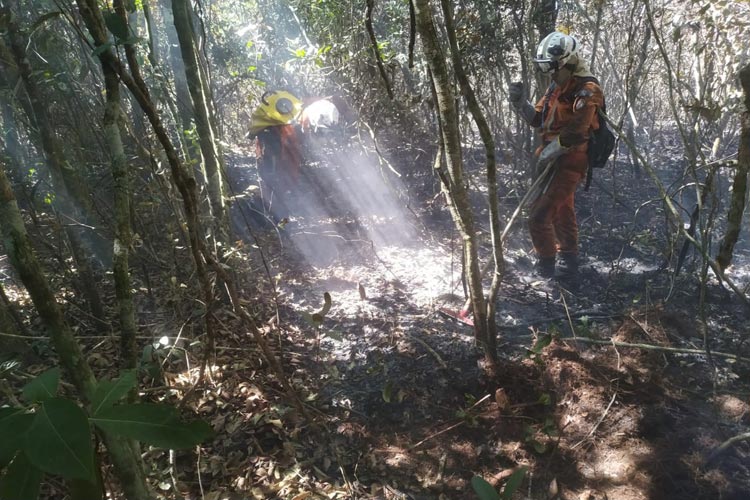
[706, 432, 750, 466]
[571, 388, 618, 449]
[562, 337, 750, 363]
[409, 394, 491, 451]
[559, 288, 576, 339]
[408, 332, 447, 369]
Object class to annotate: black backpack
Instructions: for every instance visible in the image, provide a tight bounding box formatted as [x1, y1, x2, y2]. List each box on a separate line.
[580, 77, 616, 190]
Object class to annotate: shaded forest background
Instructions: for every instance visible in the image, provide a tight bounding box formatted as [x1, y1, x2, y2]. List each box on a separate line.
[0, 0, 749, 499]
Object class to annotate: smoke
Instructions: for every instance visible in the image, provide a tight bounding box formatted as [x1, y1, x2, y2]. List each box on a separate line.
[279, 133, 418, 268]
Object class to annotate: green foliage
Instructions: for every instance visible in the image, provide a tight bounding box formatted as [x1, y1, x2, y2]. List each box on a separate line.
[525, 333, 552, 365]
[90, 404, 213, 449]
[21, 367, 59, 403]
[471, 467, 527, 500]
[0, 453, 43, 500]
[90, 369, 136, 416]
[0, 409, 33, 466]
[501, 467, 528, 499]
[0, 369, 212, 499]
[25, 398, 95, 481]
[471, 476, 500, 500]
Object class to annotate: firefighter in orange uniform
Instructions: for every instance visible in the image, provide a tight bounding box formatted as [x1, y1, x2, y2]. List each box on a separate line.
[249, 90, 304, 214]
[509, 32, 604, 280]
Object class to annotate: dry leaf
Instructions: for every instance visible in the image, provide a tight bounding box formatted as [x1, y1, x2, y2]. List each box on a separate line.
[495, 388, 510, 412]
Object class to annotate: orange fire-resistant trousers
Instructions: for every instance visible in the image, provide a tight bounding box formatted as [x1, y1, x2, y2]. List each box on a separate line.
[528, 151, 588, 259]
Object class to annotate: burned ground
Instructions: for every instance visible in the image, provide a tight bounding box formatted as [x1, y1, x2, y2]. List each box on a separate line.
[121, 136, 750, 500]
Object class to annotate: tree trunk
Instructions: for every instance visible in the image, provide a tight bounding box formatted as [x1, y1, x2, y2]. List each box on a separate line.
[717, 63, 750, 271]
[0, 158, 155, 500]
[76, 0, 302, 416]
[99, 21, 138, 370]
[413, 0, 488, 353]
[171, 0, 228, 237]
[439, 0, 501, 366]
[3, 10, 105, 321]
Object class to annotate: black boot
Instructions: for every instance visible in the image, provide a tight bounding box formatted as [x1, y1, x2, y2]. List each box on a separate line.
[535, 256, 556, 278]
[557, 252, 578, 278]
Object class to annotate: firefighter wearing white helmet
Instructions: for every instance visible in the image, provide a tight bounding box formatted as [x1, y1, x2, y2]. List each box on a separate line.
[508, 32, 605, 282]
[533, 32, 579, 74]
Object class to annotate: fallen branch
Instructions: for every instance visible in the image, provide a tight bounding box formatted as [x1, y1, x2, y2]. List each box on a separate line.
[561, 337, 750, 363]
[706, 432, 750, 466]
[409, 394, 491, 450]
[408, 332, 447, 369]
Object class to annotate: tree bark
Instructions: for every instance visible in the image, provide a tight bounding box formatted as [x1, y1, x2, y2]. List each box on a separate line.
[413, 0, 488, 354]
[171, 0, 228, 237]
[0, 158, 155, 500]
[3, 10, 105, 321]
[439, 0, 501, 365]
[99, 9, 138, 371]
[716, 63, 750, 271]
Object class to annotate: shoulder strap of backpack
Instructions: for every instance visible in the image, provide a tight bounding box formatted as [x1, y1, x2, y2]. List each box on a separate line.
[580, 76, 602, 192]
[540, 82, 557, 124]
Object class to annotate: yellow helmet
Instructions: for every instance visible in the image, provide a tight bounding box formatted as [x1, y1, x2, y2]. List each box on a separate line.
[249, 90, 303, 134]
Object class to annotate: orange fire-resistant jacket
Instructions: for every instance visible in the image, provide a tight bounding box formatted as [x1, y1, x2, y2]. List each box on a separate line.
[526, 76, 604, 259]
[530, 76, 605, 156]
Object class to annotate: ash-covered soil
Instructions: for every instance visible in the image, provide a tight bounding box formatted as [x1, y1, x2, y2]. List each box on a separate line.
[213, 135, 750, 499]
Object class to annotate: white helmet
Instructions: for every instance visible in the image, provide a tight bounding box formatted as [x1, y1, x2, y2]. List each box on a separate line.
[533, 32, 579, 74]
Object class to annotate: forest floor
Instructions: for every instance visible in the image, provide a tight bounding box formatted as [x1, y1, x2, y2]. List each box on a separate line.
[187, 134, 750, 500]
[10, 132, 749, 500]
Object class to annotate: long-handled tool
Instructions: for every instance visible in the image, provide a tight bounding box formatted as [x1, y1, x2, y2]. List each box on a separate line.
[439, 159, 558, 326]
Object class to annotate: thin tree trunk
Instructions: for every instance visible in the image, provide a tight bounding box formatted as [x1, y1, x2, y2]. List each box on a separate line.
[365, 0, 393, 98]
[439, 0, 501, 366]
[717, 63, 750, 271]
[0, 159, 154, 500]
[142, 0, 159, 67]
[76, 0, 303, 416]
[98, 27, 138, 370]
[413, 0, 488, 354]
[4, 10, 105, 321]
[171, 0, 227, 237]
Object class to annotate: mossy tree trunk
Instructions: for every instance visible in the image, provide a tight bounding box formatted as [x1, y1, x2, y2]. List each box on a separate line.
[0, 160, 155, 500]
[439, 0, 502, 366]
[99, 11, 138, 371]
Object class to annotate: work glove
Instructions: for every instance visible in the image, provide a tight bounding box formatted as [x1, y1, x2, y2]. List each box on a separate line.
[508, 82, 524, 105]
[538, 138, 568, 165]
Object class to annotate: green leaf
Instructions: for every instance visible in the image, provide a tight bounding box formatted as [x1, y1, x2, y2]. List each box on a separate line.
[382, 381, 393, 403]
[21, 368, 60, 403]
[24, 398, 95, 481]
[470, 476, 500, 500]
[0, 409, 34, 466]
[91, 404, 212, 449]
[0, 453, 43, 500]
[91, 370, 136, 416]
[501, 467, 527, 500]
[68, 476, 103, 500]
[103, 11, 129, 41]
